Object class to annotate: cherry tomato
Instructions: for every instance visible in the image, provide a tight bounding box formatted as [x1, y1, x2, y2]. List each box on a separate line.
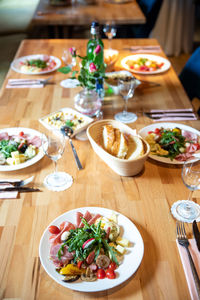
[48, 225, 60, 234]
[106, 269, 116, 279]
[19, 131, 24, 137]
[77, 261, 83, 269]
[148, 131, 154, 134]
[108, 262, 117, 271]
[97, 269, 106, 279]
[154, 128, 160, 135]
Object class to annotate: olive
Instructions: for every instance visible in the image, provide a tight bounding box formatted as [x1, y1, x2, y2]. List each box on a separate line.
[20, 144, 28, 153]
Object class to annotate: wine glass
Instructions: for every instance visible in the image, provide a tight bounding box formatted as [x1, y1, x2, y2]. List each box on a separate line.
[171, 159, 200, 222]
[114, 78, 139, 124]
[42, 130, 73, 191]
[103, 22, 117, 49]
[62, 49, 76, 68]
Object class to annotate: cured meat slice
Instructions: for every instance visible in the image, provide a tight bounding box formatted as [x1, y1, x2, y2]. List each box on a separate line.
[88, 214, 101, 225]
[182, 130, 198, 142]
[50, 222, 75, 245]
[27, 136, 42, 147]
[0, 132, 9, 141]
[76, 211, 83, 227]
[175, 153, 194, 161]
[50, 243, 74, 267]
[79, 210, 92, 228]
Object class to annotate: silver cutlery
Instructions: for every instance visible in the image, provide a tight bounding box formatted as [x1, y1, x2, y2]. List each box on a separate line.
[61, 126, 83, 170]
[8, 77, 53, 86]
[0, 187, 41, 192]
[176, 222, 200, 297]
[147, 108, 194, 113]
[0, 176, 34, 187]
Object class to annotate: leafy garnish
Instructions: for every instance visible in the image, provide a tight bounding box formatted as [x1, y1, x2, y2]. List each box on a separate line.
[65, 120, 74, 128]
[26, 59, 47, 69]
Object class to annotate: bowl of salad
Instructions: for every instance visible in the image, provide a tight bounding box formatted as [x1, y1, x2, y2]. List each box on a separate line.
[11, 54, 61, 74]
[139, 123, 200, 164]
[0, 127, 44, 171]
[121, 54, 171, 74]
[39, 207, 144, 292]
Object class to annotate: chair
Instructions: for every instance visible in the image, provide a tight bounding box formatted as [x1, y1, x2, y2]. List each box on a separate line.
[179, 47, 200, 115]
[116, 0, 163, 38]
[132, 0, 163, 38]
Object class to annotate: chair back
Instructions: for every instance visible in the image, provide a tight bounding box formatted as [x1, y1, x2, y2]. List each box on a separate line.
[179, 47, 200, 101]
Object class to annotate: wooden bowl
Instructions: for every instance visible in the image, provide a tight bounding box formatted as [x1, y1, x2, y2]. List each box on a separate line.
[87, 119, 150, 176]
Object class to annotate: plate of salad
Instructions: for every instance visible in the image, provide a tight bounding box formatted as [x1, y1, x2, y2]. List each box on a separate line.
[139, 123, 200, 164]
[39, 207, 144, 292]
[11, 54, 61, 75]
[0, 127, 44, 171]
[121, 54, 171, 75]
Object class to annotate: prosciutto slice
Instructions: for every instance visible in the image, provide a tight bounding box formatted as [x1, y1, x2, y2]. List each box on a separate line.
[182, 130, 198, 143]
[76, 211, 83, 227]
[79, 210, 92, 228]
[26, 136, 42, 147]
[50, 243, 74, 268]
[88, 214, 101, 225]
[0, 132, 9, 141]
[49, 221, 76, 245]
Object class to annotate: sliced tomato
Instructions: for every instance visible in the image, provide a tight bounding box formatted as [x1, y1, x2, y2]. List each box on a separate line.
[97, 269, 106, 279]
[48, 225, 61, 234]
[148, 131, 154, 134]
[77, 261, 83, 269]
[108, 262, 117, 271]
[154, 128, 160, 135]
[106, 269, 116, 279]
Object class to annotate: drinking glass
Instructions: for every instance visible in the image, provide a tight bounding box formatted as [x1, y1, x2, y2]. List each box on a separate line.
[114, 78, 138, 124]
[171, 159, 200, 222]
[62, 49, 76, 68]
[42, 130, 73, 191]
[103, 22, 117, 49]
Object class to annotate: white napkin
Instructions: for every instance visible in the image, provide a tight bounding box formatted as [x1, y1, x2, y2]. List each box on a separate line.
[6, 79, 44, 89]
[176, 239, 200, 300]
[0, 183, 18, 199]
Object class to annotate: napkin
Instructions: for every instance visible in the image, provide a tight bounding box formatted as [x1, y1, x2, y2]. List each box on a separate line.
[0, 183, 18, 199]
[123, 45, 161, 53]
[6, 79, 44, 89]
[176, 239, 200, 300]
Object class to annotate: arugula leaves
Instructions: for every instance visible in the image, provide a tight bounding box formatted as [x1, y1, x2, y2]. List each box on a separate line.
[27, 59, 47, 69]
[57, 218, 119, 265]
[0, 140, 19, 158]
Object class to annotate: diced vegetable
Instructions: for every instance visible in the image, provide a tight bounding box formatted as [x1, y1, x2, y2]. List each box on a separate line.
[116, 236, 130, 247]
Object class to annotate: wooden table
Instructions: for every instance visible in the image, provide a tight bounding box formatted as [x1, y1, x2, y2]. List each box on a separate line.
[32, 0, 146, 26]
[0, 39, 199, 300]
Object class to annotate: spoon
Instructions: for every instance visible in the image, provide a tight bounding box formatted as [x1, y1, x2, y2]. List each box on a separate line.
[61, 126, 83, 170]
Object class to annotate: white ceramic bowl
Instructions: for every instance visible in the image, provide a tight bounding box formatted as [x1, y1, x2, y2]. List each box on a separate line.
[87, 119, 150, 176]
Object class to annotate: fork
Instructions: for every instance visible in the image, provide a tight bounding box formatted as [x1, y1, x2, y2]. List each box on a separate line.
[0, 175, 34, 187]
[176, 222, 200, 297]
[8, 77, 53, 86]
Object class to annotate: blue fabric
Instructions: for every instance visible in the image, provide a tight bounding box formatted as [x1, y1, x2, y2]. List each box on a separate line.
[179, 47, 200, 100]
[132, 0, 163, 37]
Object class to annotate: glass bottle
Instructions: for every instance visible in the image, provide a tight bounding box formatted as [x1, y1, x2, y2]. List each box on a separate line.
[87, 21, 104, 73]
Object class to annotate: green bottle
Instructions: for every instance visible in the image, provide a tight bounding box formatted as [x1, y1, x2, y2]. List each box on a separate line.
[87, 21, 104, 73]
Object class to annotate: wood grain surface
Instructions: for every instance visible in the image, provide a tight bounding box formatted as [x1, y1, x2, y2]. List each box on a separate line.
[32, 0, 146, 25]
[0, 39, 199, 300]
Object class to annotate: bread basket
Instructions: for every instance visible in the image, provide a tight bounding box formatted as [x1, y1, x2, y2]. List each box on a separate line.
[87, 119, 150, 176]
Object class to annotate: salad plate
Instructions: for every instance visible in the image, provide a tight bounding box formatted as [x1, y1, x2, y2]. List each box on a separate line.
[139, 122, 200, 165]
[0, 127, 44, 171]
[121, 54, 171, 75]
[39, 207, 144, 292]
[11, 54, 61, 75]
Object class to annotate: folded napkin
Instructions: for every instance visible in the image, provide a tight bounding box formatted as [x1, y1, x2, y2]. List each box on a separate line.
[123, 45, 161, 53]
[152, 116, 198, 122]
[6, 79, 44, 89]
[0, 183, 18, 199]
[176, 239, 200, 300]
[149, 108, 194, 113]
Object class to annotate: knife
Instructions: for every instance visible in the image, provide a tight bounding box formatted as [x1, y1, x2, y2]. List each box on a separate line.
[0, 187, 41, 193]
[193, 220, 200, 251]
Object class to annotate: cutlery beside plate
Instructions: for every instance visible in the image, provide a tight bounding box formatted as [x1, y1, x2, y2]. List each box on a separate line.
[144, 109, 198, 121]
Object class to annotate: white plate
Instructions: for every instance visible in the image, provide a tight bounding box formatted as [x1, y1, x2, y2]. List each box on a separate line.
[11, 54, 61, 75]
[121, 54, 171, 75]
[0, 127, 44, 171]
[139, 122, 200, 165]
[39, 107, 93, 138]
[39, 207, 144, 292]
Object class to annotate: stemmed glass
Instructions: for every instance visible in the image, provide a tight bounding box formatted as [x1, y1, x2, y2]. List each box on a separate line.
[103, 22, 117, 49]
[114, 78, 140, 124]
[62, 49, 76, 68]
[171, 159, 200, 222]
[42, 130, 73, 191]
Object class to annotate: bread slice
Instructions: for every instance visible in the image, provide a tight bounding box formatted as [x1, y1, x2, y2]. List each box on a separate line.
[103, 125, 115, 154]
[127, 136, 144, 160]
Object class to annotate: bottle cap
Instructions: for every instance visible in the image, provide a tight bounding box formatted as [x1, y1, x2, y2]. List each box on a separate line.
[91, 21, 99, 34]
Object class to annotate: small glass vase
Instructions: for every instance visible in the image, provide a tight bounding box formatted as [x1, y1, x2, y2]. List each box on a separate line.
[74, 88, 102, 117]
